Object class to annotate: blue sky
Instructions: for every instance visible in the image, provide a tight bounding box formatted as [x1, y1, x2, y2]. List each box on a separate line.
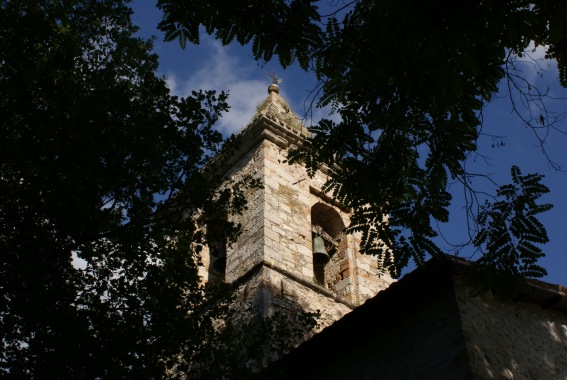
[131, 2, 566, 285]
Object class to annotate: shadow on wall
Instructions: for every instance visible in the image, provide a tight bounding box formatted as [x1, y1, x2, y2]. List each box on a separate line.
[271, 259, 567, 379]
[454, 279, 567, 379]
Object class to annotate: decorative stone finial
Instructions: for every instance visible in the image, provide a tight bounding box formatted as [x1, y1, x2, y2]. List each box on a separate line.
[265, 69, 282, 94]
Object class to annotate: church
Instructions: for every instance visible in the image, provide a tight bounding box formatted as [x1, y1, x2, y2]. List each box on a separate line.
[200, 82, 567, 379]
[199, 81, 394, 328]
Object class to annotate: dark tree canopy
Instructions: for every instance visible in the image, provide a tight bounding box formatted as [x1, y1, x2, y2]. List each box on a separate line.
[158, 0, 565, 280]
[1, 0, 316, 376]
[0, 0, 303, 377]
[1, 0, 564, 376]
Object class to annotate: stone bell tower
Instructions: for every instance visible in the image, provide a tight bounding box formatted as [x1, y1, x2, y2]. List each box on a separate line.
[200, 82, 393, 327]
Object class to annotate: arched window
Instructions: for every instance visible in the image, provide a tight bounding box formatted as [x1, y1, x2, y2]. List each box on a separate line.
[311, 203, 349, 296]
[206, 214, 228, 284]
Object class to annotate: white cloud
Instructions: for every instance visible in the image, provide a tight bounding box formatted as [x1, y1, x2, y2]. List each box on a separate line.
[517, 42, 557, 84]
[526, 41, 548, 61]
[160, 36, 340, 136]
[164, 39, 266, 136]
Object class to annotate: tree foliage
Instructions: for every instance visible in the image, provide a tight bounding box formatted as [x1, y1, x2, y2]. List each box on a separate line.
[158, 0, 566, 279]
[186, 310, 318, 380]
[0, 0, 318, 377]
[470, 166, 552, 295]
[157, 0, 322, 69]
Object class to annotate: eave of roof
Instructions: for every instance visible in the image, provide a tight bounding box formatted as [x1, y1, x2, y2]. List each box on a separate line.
[275, 257, 567, 370]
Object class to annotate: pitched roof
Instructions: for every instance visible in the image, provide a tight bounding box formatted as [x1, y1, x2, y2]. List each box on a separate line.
[274, 257, 567, 372]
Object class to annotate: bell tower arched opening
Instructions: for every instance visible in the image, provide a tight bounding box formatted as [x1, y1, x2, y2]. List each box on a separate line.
[206, 212, 228, 284]
[311, 203, 350, 297]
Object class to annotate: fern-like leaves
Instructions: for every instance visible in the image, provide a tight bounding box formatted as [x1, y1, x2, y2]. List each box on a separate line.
[472, 165, 552, 295]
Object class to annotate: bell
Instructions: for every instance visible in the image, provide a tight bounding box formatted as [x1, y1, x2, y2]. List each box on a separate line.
[312, 235, 330, 265]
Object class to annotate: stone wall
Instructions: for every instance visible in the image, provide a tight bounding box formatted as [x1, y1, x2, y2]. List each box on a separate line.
[224, 136, 366, 327]
[274, 259, 567, 380]
[200, 91, 393, 328]
[232, 264, 354, 329]
[224, 142, 266, 283]
[280, 270, 474, 379]
[455, 278, 567, 379]
[259, 137, 392, 306]
[197, 138, 265, 284]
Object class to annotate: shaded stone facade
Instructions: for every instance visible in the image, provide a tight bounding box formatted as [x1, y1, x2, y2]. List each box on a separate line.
[455, 279, 567, 379]
[277, 259, 567, 380]
[199, 85, 393, 328]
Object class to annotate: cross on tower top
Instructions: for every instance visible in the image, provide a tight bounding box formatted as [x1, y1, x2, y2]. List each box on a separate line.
[265, 70, 283, 94]
[264, 69, 282, 84]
